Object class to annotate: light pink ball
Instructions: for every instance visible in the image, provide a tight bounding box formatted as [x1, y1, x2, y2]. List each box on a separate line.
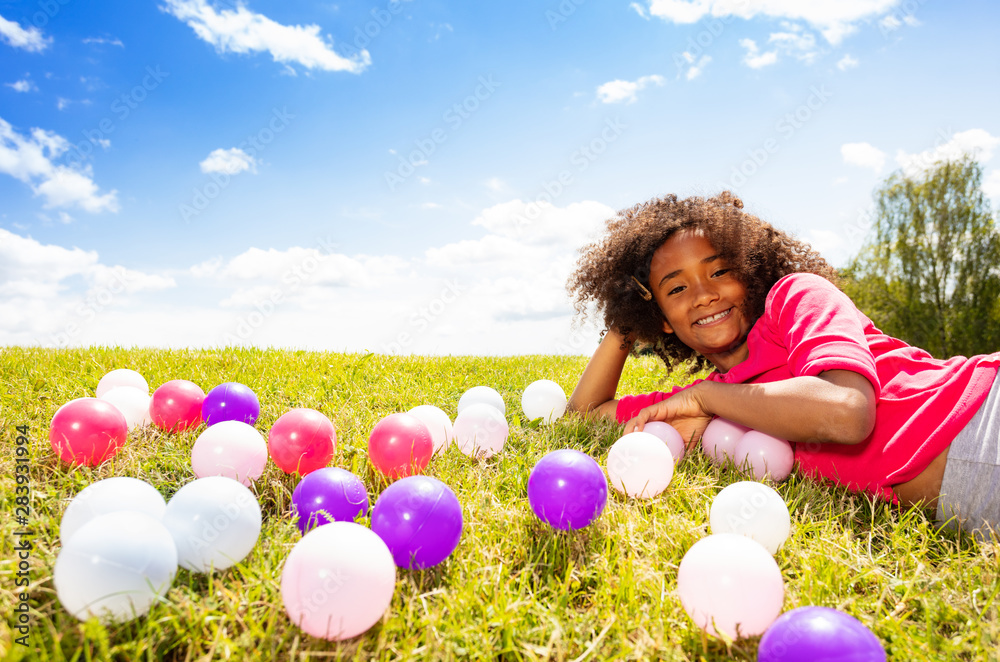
[701, 417, 750, 464]
[100, 386, 153, 430]
[96, 369, 149, 398]
[640, 421, 686, 461]
[191, 421, 268, 486]
[606, 431, 675, 498]
[407, 404, 455, 454]
[677, 533, 784, 639]
[732, 430, 795, 482]
[281, 521, 396, 640]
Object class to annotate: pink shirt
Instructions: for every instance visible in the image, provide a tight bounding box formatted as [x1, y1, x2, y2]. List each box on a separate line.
[616, 273, 1000, 501]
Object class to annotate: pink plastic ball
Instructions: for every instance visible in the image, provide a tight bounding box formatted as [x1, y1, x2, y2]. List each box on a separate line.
[677, 533, 784, 639]
[641, 421, 686, 461]
[268, 408, 336, 476]
[149, 380, 205, 432]
[702, 417, 750, 464]
[191, 421, 268, 486]
[49, 398, 129, 466]
[733, 431, 795, 481]
[281, 521, 396, 640]
[367, 413, 433, 479]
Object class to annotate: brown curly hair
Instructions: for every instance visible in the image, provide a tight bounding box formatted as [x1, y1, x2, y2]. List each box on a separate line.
[567, 191, 839, 370]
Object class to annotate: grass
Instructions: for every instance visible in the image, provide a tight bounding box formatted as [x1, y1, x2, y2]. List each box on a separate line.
[1, 345, 998, 661]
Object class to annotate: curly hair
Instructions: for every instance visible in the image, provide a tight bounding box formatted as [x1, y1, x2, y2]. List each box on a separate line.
[567, 191, 838, 370]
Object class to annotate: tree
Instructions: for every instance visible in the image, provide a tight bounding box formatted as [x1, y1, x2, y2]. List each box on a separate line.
[841, 157, 1000, 358]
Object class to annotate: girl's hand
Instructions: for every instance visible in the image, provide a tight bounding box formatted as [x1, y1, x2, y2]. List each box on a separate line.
[623, 385, 713, 450]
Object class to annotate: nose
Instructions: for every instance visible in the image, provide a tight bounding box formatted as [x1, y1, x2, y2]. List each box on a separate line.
[690, 277, 719, 307]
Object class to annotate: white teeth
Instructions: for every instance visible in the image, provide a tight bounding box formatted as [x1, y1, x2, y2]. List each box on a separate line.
[696, 309, 730, 325]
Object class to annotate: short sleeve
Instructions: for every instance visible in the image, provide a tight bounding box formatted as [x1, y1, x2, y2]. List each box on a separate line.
[764, 273, 880, 392]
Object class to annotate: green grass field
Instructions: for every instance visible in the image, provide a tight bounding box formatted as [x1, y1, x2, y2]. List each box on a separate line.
[1, 346, 998, 661]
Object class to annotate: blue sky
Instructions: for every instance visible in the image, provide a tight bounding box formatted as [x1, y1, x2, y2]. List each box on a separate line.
[2, 0, 999, 355]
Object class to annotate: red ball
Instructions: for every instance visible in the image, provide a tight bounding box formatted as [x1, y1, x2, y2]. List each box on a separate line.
[368, 413, 433, 480]
[268, 408, 336, 476]
[150, 380, 205, 432]
[50, 398, 129, 466]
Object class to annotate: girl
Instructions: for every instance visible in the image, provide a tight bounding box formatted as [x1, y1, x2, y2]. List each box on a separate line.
[566, 191, 1000, 539]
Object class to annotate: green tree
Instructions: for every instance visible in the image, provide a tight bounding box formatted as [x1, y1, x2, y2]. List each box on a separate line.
[842, 157, 1000, 358]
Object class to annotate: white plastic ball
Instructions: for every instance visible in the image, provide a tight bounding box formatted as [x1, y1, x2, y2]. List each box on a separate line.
[521, 379, 568, 424]
[161, 477, 262, 572]
[281, 521, 396, 640]
[407, 404, 455, 454]
[606, 431, 675, 498]
[453, 403, 508, 459]
[100, 386, 153, 430]
[54, 511, 177, 623]
[709, 481, 791, 555]
[60, 477, 167, 545]
[191, 420, 268, 486]
[457, 385, 505, 415]
[676, 533, 784, 639]
[96, 369, 149, 398]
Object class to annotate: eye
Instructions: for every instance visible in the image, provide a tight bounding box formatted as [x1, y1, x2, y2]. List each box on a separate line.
[668, 285, 685, 296]
[712, 268, 730, 278]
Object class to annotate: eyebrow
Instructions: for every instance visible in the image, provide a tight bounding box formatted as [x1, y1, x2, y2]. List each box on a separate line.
[658, 254, 721, 288]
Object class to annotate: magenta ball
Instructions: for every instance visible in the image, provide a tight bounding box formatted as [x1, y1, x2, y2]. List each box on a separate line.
[202, 382, 260, 426]
[733, 430, 795, 481]
[528, 449, 608, 530]
[758, 606, 886, 661]
[371, 476, 463, 569]
[291, 468, 369, 535]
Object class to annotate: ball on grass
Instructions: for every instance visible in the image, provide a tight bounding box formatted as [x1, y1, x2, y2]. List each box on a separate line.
[50, 397, 128, 466]
[54, 511, 177, 623]
[281, 522, 396, 641]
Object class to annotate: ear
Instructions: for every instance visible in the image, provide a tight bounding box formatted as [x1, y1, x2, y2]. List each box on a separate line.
[661, 316, 674, 335]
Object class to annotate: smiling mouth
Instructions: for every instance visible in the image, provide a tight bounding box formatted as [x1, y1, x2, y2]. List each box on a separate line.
[694, 308, 733, 326]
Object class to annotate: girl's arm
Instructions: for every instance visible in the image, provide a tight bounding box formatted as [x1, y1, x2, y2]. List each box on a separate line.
[567, 329, 633, 419]
[625, 369, 876, 445]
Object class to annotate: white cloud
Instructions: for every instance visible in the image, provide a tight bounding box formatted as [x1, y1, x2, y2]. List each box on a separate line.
[878, 14, 901, 31]
[768, 23, 818, 62]
[0, 117, 119, 213]
[837, 54, 859, 71]
[641, 0, 901, 44]
[0, 228, 176, 345]
[740, 38, 778, 69]
[83, 36, 125, 47]
[680, 52, 712, 80]
[161, 0, 370, 74]
[596, 74, 665, 104]
[0, 201, 622, 356]
[0, 13, 51, 52]
[6, 79, 37, 93]
[199, 147, 257, 175]
[983, 171, 1000, 200]
[895, 129, 1000, 178]
[841, 142, 886, 172]
[485, 177, 506, 192]
[630, 2, 650, 19]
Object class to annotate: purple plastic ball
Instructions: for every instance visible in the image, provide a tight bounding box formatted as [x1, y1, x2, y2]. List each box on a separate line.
[202, 382, 261, 426]
[371, 476, 463, 569]
[758, 606, 886, 662]
[291, 467, 369, 535]
[528, 449, 608, 530]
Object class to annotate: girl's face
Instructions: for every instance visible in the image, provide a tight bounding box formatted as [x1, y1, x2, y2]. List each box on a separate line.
[648, 229, 751, 372]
